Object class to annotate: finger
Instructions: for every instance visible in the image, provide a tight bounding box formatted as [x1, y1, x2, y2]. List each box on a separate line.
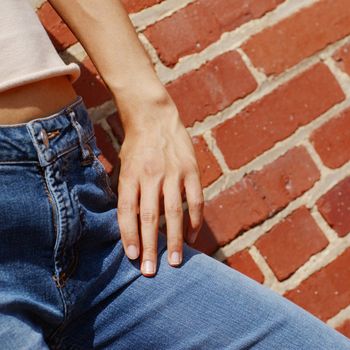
[139, 179, 161, 277]
[184, 172, 204, 244]
[117, 177, 140, 260]
[163, 176, 183, 267]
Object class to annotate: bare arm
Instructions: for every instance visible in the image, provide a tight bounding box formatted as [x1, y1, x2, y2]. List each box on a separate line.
[48, 0, 204, 277]
[47, 0, 169, 129]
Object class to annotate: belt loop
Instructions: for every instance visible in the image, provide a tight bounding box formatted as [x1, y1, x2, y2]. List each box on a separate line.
[66, 107, 91, 160]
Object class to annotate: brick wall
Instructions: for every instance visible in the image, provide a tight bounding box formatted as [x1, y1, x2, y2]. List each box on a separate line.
[34, 0, 350, 338]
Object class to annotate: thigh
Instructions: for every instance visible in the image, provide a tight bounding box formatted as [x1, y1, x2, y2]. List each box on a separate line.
[0, 313, 49, 350]
[0, 163, 67, 345]
[60, 229, 350, 350]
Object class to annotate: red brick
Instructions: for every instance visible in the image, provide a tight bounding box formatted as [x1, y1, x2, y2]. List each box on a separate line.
[226, 249, 264, 283]
[93, 123, 120, 176]
[310, 108, 350, 169]
[333, 42, 350, 76]
[213, 63, 345, 169]
[192, 136, 222, 188]
[121, 0, 162, 13]
[317, 177, 350, 237]
[203, 147, 319, 246]
[337, 319, 350, 339]
[166, 50, 257, 127]
[37, 2, 77, 52]
[73, 57, 112, 108]
[256, 207, 328, 281]
[191, 218, 220, 255]
[248, 147, 320, 214]
[285, 248, 350, 321]
[144, 0, 284, 67]
[204, 176, 269, 246]
[242, 0, 350, 75]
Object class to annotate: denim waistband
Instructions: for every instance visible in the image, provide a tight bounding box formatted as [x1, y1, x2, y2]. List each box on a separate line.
[0, 95, 95, 166]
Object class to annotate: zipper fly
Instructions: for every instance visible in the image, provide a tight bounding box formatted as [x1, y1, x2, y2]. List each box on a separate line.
[37, 165, 65, 288]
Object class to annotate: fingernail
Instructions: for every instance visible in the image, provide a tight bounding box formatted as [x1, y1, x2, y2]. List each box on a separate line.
[143, 260, 155, 275]
[126, 245, 139, 260]
[170, 251, 181, 265]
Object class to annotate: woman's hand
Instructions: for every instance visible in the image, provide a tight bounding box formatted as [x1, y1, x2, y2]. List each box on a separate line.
[49, 0, 204, 277]
[116, 97, 204, 277]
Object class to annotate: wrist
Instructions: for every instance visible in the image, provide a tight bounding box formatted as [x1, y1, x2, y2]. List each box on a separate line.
[112, 84, 179, 134]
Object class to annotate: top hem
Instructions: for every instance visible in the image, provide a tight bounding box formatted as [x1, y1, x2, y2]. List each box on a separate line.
[0, 62, 81, 94]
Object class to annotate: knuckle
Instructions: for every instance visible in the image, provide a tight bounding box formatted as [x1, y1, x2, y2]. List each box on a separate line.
[121, 230, 138, 239]
[140, 210, 157, 224]
[118, 200, 137, 214]
[165, 203, 183, 218]
[188, 198, 204, 211]
[167, 237, 183, 251]
[142, 246, 156, 257]
[143, 159, 162, 177]
[192, 221, 202, 232]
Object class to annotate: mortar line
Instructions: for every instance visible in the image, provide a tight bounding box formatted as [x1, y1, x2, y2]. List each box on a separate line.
[272, 232, 350, 294]
[202, 131, 230, 174]
[154, 0, 316, 83]
[213, 159, 350, 262]
[302, 140, 330, 177]
[310, 207, 339, 244]
[58, 0, 317, 85]
[65, 33, 350, 132]
[327, 305, 350, 328]
[324, 57, 350, 99]
[249, 246, 278, 288]
[203, 98, 350, 202]
[98, 119, 121, 153]
[188, 34, 350, 137]
[236, 48, 267, 85]
[130, 0, 196, 31]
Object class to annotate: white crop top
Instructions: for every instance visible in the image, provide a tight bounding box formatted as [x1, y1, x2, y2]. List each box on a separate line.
[0, 0, 81, 93]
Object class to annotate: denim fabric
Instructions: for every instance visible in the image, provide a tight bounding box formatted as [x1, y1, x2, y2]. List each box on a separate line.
[0, 96, 349, 349]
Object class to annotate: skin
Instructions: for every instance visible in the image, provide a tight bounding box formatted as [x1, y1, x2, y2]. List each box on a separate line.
[0, 76, 78, 124]
[43, 0, 204, 277]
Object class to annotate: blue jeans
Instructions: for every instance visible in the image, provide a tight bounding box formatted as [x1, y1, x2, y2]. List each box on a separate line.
[0, 96, 349, 349]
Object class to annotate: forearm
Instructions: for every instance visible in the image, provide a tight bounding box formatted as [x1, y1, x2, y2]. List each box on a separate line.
[47, 0, 174, 131]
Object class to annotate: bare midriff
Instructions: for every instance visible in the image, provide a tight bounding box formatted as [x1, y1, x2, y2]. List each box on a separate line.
[0, 76, 78, 125]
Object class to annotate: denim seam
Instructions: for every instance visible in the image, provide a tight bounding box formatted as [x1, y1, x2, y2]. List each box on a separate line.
[0, 160, 40, 164]
[92, 154, 116, 198]
[45, 132, 96, 166]
[26, 121, 95, 167]
[35, 163, 70, 346]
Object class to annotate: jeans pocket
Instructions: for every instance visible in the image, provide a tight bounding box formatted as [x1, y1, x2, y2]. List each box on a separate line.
[91, 153, 116, 199]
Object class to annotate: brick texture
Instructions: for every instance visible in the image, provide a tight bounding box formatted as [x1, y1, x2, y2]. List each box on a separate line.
[73, 57, 112, 109]
[166, 50, 257, 127]
[121, 0, 162, 13]
[337, 320, 350, 339]
[37, 2, 77, 52]
[93, 124, 120, 177]
[242, 0, 350, 75]
[144, 0, 284, 67]
[203, 147, 319, 246]
[213, 63, 345, 169]
[333, 42, 350, 76]
[192, 136, 222, 188]
[226, 249, 264, 283]
[317, 177, 350, 237]
[310, 107, 350, 169]
[256, 207, 328, 281]
[285, 248, 350, 321]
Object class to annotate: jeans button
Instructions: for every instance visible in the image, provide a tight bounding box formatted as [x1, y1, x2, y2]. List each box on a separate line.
[40, 129, 49, 149]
